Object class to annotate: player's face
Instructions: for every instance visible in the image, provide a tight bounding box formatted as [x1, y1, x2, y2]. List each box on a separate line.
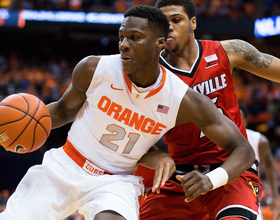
[118, 16, 159, 75]
[160, 5, 196, 53]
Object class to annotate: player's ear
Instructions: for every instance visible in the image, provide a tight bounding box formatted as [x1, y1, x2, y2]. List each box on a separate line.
[157, 37, 165, 49]
[190, 16, 197, 31]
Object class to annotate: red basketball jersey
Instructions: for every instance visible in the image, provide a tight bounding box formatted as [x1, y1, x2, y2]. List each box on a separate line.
[159, 40, 247, 165]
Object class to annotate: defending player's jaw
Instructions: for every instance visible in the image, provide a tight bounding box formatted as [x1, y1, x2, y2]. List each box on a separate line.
[160, 5, 196, 54]
[118, 16, 163, 75]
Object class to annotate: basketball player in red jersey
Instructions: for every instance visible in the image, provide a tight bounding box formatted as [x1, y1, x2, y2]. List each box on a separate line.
[138, 0, 280, 220]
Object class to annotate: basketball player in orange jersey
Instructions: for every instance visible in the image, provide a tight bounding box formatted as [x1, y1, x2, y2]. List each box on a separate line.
[138, 0, 280, 220]
[1, 5, 255, 220]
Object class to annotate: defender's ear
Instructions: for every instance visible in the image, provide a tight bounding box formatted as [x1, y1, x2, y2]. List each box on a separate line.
[190, 16, 197, 31]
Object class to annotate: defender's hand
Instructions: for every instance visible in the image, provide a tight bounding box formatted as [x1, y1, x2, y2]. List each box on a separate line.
[176, 170, 213, 202]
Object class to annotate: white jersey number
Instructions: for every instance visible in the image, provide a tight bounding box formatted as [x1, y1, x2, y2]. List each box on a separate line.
[100, 124, 140, 154]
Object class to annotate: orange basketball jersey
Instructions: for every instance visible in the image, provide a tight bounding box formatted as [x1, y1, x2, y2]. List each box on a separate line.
[68, 54, 188, 174]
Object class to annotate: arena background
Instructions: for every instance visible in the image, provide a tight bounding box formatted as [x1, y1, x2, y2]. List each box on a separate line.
[0, 0, 280, 219]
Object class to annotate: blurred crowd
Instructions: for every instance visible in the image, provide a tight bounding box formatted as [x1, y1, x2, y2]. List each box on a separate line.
[0, 52, 72, 105]
[0, 0, 279, 19]
[194, 0, 280, 20]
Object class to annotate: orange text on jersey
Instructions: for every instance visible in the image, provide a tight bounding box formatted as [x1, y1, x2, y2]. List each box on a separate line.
[97, 96, 166, 135]
[85, 163, 103, 175]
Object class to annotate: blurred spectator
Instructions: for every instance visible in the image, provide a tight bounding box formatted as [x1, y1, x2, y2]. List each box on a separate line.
[227, 0, 243, 20]
[69, 0, 82, 10]
[202, 0, 228, 18]
[243, 0, 256, 18]
[0, 0, 11, 8]
[0, 53, 71, 105]
[263, 0, 280, 17]
[114, 0, 127, 13]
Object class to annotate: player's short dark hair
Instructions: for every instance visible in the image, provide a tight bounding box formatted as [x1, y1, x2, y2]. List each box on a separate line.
[124, 5, 170, 40]
[155, 0, 196, 19]
[239, 102, 248, 117]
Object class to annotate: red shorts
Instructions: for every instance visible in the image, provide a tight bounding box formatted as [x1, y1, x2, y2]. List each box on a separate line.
[140, 171, 262, 220]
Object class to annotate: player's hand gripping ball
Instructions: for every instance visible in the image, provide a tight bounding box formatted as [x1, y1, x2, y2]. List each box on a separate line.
[0, 93, 52, 153]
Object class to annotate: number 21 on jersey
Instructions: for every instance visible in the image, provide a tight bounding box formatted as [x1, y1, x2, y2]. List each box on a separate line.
[100, 124, 140, 154]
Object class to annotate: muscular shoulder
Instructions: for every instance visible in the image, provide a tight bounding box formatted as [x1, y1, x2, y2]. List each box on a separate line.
[220, 39, 249, 53]
[176, 88, 217, 126]
[220, 39, 251, 62]
[220, 39, 264, 68]
[221, 39, 275, 72]
[72, 55, 101, 93]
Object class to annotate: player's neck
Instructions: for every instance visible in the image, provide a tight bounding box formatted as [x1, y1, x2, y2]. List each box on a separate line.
[127, 64, 161, 88]
[163, 39, 198, 71]
[131, 67, 163, 93]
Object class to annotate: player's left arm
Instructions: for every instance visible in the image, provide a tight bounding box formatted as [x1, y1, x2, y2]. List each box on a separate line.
[221, 39, 280, 83]
[175, 88, 255, 202]
[137, 145, 176, 193]
[258, 134, 280, 220]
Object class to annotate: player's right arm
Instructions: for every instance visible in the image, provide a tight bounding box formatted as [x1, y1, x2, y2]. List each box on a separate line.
[258, 134, 280, 220]
[47, 56, 101, 129]
[221, 39, 280, 83]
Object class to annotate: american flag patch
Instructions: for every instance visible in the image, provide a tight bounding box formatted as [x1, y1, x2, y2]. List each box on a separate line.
[157, 104, 169, 114]
[205, 54, 218, 62]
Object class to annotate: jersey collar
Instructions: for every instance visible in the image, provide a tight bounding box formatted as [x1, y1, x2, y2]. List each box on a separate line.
[124, 64, 166, 99]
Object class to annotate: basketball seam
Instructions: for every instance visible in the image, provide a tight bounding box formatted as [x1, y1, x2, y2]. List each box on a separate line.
[28, 99, 42, 152]
[0, 105, 28, 126]
[37, 115, 51, 136]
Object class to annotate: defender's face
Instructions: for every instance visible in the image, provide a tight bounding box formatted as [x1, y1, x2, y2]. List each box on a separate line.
[160, 5, 195, 53]
[119, 16, 158, 74]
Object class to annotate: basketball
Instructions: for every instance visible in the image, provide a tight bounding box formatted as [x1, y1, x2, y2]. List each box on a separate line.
[0, 93, 52, 153]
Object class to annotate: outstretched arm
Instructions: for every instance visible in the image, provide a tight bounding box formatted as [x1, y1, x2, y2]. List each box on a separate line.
[176, 88, 255, 202]
[258, 134, 280, 220]
[47, 56, 100, 129]
[221, 39, 280, 83]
